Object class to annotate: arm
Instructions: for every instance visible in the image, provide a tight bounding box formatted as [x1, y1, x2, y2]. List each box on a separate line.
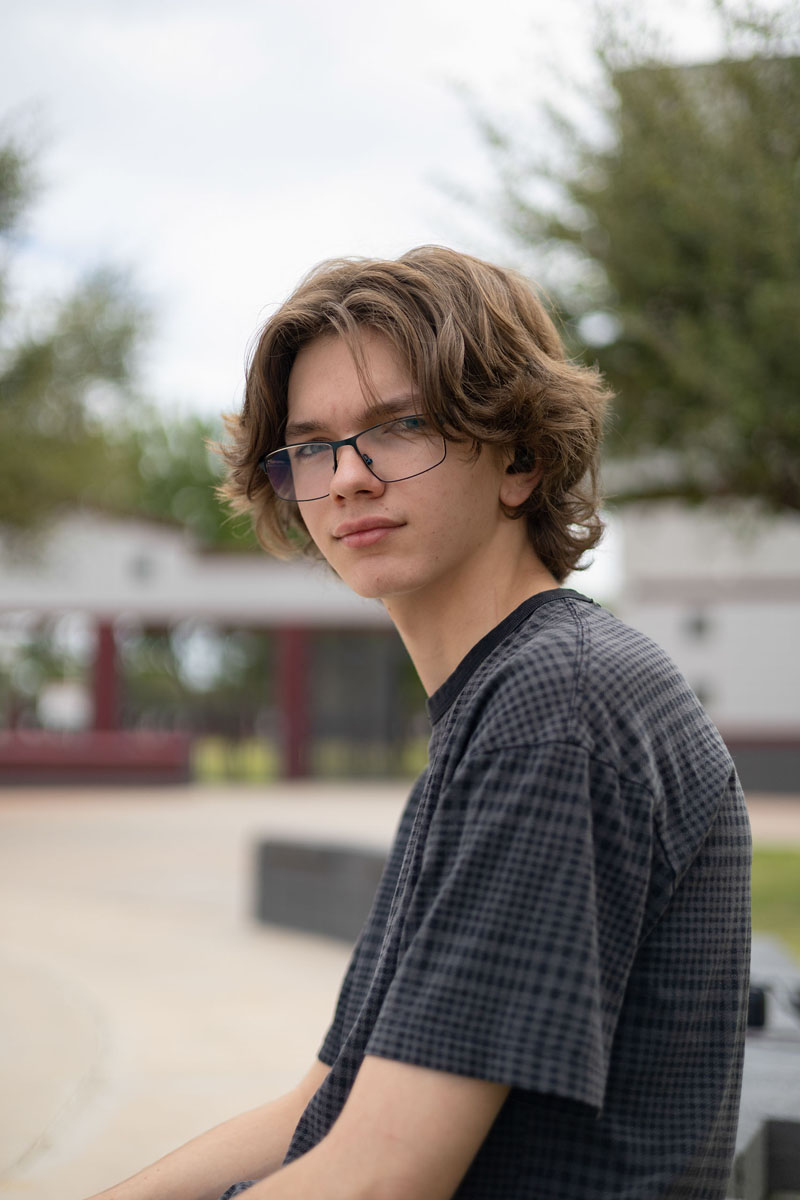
[84, 1059, 329, 1200]
[242, 1054, 509, 1200]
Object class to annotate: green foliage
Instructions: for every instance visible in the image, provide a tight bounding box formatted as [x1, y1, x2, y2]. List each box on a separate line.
[0, 140, 30, 235]
[0, 268, 151, 529]
[118, 625, 274, 732]
[111, 411, 258, 551]
[193, 737, 280, 783]
[477, 1, 800, 511]
[751, 847, 800, 961]
[0, 130, 34, 317]
[0, 125, 256, 550]
[0, 127, 152, 531]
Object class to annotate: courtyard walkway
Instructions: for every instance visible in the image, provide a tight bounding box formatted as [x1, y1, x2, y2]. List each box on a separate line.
[0, 784, 797, 1200]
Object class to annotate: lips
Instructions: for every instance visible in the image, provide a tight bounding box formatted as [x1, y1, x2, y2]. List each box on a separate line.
[333, 517, 403, 548]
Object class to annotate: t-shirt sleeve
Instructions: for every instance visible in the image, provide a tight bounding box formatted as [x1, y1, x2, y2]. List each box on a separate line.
[365, 741, 654, 1114]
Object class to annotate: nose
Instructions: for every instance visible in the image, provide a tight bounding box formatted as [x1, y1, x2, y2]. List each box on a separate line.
[330, 443, 385, 499]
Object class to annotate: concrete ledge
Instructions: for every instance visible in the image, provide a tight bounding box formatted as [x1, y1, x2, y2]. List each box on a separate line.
[727, 740, 800, 795]
[253, 839, 386, 943]
[728, 1119, 800, 1199]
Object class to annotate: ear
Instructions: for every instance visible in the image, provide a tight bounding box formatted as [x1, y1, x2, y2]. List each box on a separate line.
[500, 448, 541, 507]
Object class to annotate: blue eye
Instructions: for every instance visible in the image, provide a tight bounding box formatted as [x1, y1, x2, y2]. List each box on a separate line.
[293, 442, 330, 460]
[394, 415, 427, 433]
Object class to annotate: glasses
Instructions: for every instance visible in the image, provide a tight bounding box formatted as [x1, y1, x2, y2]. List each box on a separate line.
[259, 414, 447, 502]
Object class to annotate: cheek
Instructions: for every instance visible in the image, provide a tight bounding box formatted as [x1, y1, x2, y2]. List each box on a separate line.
[295, 503, 322, 550]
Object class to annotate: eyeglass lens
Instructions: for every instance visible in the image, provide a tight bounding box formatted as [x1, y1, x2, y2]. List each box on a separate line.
[265, 416, 445, 502]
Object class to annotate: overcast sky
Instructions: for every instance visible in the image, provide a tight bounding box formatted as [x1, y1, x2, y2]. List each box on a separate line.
[1, 0, 735, 425]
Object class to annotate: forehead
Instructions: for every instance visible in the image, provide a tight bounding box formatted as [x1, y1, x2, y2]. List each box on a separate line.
[286, 331, 416, 434]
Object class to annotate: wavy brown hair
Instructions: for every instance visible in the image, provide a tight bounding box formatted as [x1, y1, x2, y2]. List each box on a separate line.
[219, 245, 611, 582]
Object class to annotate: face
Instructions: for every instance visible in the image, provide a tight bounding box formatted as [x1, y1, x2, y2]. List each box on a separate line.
[285, 330, 528, 610]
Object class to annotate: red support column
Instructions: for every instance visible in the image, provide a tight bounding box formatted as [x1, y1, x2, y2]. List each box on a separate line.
[92, 619, 118, 732]
[278, 626, 310, 778]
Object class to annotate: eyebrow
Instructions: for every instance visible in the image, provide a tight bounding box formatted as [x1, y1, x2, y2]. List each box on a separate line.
[284, 394, 418, 442]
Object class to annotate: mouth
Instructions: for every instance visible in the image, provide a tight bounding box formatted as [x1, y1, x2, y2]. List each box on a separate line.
[333, 518, 403, 548]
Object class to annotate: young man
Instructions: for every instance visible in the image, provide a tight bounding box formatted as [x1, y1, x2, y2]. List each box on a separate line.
[89, 246, 751, 1200]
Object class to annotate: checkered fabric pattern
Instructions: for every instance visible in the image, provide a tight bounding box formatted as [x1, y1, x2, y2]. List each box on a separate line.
[224, 590, 752, 1199]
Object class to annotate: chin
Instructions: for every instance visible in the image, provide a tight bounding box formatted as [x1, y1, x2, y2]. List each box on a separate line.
[340, 575, 397, 602]
[343, 579, 389, 601]
[334, 561, 423, 603]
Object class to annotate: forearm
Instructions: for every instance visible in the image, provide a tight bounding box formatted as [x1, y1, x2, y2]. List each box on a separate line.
[233, 1056, 509, 1200]
[85, 1099, 295, 1200]
[84, 1062, 329, 1200]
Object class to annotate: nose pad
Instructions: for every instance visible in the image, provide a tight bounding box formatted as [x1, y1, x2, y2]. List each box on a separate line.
[331, 444, 381, 494]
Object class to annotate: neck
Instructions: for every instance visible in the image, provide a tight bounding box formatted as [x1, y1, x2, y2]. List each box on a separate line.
[384, 538, 558, 696]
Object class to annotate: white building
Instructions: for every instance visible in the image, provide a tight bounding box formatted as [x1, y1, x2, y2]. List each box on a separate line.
[1, 502, 798, 789]
[615, 501, 800, 793]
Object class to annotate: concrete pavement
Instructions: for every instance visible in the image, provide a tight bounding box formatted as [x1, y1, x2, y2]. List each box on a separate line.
[0, 785, 797, 1200]
[0, 783, 407, 1200]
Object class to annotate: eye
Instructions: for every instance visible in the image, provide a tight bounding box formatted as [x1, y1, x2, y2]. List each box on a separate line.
[391, 415, 428, 434]
[292, 441, 330, 461]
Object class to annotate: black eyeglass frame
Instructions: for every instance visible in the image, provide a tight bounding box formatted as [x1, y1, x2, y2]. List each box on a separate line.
[257, 414, 448, 502]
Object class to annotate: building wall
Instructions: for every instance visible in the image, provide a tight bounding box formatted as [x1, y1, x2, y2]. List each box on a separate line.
[616, 502, 800, 791]
[2, 504, 799, 787]
[619, 600, 799, 734]
[0, 509, 390, 628]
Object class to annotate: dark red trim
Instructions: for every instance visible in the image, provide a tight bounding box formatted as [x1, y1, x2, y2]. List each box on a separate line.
[92, 620, 118, 732]
[278, 626, 310, 779]
[0, 730, 192, 785]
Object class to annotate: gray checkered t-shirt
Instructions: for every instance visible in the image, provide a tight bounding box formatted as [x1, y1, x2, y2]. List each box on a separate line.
[239, 590, 751, 1199]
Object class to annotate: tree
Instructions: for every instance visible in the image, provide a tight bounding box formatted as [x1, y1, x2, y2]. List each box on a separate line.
[111, 410, 257, 551]
[0, 130, 154, 533]
[475, 1, 800, 511]
[0, 127, 253, 550]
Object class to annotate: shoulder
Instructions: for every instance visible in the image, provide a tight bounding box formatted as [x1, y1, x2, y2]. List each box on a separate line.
[430, 596, 740, 879]
[459, 598, 728, 780]
[455, 598, 648, 742]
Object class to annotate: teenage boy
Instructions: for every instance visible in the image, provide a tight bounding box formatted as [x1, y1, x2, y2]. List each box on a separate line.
[89, 246, 751, 1200]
